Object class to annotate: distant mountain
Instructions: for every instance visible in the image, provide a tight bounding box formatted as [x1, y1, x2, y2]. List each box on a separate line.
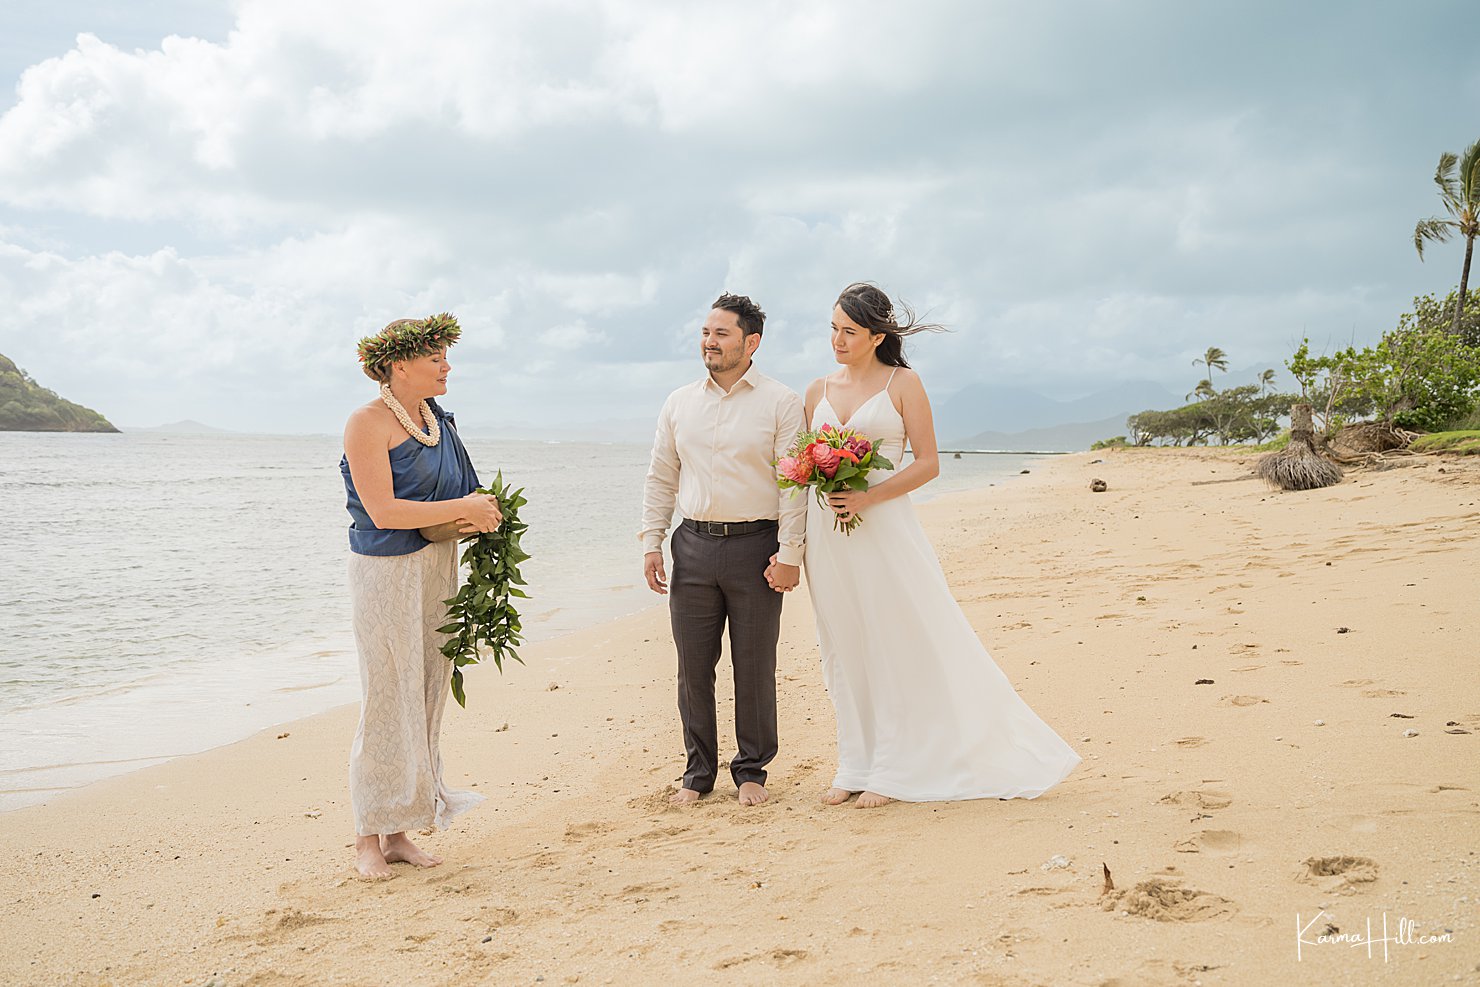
[0, 354, 118, 433]
[948, 414, 1131, 453]
[935, 379, 1181, 443]
[125, 419, 232, 434]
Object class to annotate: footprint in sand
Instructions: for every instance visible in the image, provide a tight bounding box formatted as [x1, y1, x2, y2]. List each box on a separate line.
[1339, 679, 1377, 687]
[1173, 736, 1208, 748]
[255, 908, 334, 945]
[1298, 855, 1379, 893]
[1158, 790, 1233, 811]
[1217, 695, 1269, 707]
[563, 821, 615, 841]
[1102, 878, 1238, 921]
[618, 881, 673, 902]
[714, 948, 809, 970]
[1361, 688, 1407, 698]
[1172, 830, 1244, 855]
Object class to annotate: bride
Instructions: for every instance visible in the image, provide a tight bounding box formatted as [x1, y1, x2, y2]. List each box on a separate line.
[787, 282, 1081, 808]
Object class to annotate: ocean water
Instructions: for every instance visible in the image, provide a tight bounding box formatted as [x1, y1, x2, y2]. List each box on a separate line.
[0, 430, 1048, 809]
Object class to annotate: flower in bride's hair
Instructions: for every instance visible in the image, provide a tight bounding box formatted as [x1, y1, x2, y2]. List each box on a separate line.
[809, 441, 840, 479]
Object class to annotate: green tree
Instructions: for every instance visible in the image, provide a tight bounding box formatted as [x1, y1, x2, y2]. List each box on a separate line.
[1192, 346, 1229, 390]
[1185, 378, 1215, 401]
[1287, 326, 1480, 433]
[1403, 287, 1480, 349]
[1413, 137, 1480, 334]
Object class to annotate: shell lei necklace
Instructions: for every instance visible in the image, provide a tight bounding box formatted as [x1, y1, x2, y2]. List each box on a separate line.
[380, 383, 441, 447]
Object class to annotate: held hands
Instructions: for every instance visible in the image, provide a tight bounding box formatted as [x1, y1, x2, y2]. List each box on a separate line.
[456, 493, 503, 535]
[826, 488, 875, 524]
[764, 553, 800, 593]
[644, 551, 668, 595]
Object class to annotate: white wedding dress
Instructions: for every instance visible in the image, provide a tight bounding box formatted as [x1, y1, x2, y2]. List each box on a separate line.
[803, 374, 1081, 801]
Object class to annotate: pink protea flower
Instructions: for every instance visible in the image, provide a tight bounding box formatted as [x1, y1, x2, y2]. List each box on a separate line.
[777, 456, 812, 484]
[809, 441, 840, 479]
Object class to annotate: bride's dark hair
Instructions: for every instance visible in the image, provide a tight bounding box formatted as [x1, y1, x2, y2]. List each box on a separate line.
[834, 282, 946, 368]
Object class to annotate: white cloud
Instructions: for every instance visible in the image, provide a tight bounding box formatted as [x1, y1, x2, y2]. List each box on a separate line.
[0, 1, 1470, 434]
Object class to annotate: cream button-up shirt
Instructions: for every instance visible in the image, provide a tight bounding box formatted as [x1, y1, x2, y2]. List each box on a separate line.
[640, 362, 808, 567]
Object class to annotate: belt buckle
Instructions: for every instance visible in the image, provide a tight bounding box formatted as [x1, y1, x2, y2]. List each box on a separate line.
[706, 521, 729, 536]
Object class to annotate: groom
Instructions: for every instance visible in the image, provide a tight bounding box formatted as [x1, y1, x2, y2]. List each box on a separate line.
[640, 293, 807, 806]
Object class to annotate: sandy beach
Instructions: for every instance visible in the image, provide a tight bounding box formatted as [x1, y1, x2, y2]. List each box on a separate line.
[2, 448, 1476, 986]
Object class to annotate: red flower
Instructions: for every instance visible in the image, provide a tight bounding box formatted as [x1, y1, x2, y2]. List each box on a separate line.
[844, 436, 871, 459]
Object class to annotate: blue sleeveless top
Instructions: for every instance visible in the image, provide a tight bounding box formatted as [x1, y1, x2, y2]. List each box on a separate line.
[340, 399, 481, 557]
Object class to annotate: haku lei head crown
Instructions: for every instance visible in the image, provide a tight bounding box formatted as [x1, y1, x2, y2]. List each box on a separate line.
[357, 312, 463, 381]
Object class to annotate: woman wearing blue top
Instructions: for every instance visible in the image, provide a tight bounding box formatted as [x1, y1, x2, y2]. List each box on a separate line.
[341, 314, 501, 880]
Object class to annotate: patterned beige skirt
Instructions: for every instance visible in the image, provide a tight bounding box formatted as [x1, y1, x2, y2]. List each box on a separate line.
[347, 540, 484, 836]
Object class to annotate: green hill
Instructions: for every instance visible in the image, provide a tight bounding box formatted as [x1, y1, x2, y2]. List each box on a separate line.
[0, 353, 119, 432]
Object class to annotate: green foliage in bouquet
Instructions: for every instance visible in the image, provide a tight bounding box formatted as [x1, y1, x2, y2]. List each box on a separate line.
[437, 472, 529, 707]
[776, 425, 895, 533]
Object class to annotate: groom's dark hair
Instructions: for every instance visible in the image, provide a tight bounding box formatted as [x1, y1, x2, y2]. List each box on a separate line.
[712, 292, 766, 337]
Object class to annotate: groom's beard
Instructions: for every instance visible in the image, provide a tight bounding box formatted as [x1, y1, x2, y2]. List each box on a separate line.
[703, 348, 745, 374]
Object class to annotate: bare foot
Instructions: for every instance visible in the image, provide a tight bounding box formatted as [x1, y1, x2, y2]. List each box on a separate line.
[820, 787, 856, 805]
[855, 791, 895, 809]
[738, 782, 770, 806]
[381, 832, 442, 868]
[354, 836, 394, 880]
[669, 787, 703, 805]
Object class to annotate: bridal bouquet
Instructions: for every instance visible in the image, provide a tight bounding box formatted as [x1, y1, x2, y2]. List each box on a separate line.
[776, 424, 894, 534]
[437, 472, 530, 707]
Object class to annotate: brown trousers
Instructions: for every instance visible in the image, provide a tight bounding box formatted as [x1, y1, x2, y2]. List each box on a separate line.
[668, 521, 783, 793]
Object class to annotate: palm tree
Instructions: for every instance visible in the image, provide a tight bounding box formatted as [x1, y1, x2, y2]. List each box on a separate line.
[1258, 368, 1276, 396]
[1414, 137, 1480, 334]
[1192, 347, 1228, 392]
[1186, 378, 1215, 401]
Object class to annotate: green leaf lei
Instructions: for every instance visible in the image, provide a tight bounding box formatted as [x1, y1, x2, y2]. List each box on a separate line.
[436, 472, 530, 707]
[357, 312, 463, 378]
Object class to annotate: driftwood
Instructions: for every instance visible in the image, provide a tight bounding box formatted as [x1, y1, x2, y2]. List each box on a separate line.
[1258, 403, 1343, 491]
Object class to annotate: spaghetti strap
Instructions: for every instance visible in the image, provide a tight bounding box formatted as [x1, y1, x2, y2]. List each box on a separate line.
[885, 367, 898, 390]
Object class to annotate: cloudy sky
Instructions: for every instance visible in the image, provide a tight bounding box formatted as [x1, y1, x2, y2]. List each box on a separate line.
[2, 1, 1476, 435]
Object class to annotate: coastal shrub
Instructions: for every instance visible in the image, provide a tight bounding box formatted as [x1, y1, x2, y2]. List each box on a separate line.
[1091, 436, 1129, 450]
[1288, 295, 1480, 433]
[1440, 405, 1480, 431]
[1405, 287, 1480, 349]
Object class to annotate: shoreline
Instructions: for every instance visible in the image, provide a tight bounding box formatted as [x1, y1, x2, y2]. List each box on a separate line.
[0, 451, 1032, 814]
[3, 447, 1476, 985]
